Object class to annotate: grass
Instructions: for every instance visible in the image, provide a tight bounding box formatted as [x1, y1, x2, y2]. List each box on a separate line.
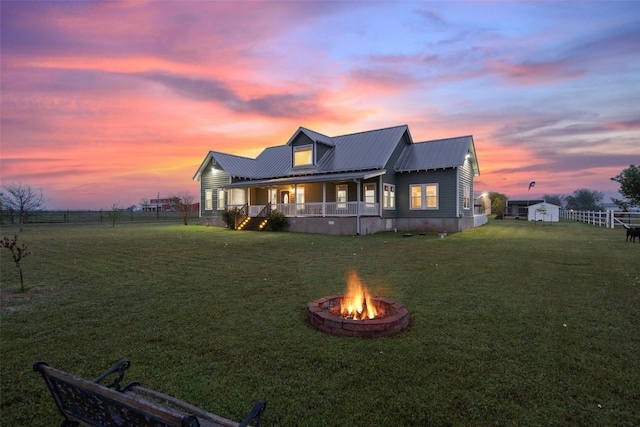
[1, 220, 639, 426]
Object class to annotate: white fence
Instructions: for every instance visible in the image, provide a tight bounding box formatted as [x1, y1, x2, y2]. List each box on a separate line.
[561, 209, 640, 229]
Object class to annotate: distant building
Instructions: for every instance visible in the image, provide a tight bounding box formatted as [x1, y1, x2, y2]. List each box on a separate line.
[141, 197, 177, 212]
[505, 199, 544, 219]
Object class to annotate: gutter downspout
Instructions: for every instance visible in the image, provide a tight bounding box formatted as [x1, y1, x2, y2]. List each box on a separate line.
[355, 179, 361, 235]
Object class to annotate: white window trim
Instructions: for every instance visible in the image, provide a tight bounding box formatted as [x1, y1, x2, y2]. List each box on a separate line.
[205, 189, 213, 210]
[383, 184, 395, 210]
[336, 184, 348, 209]
[217, 189, 226, 210]
[463, 184, 471, 210]
[364, 183, 376, 206]
[409, 183, 439, 210]
[293, 145, 313, 167]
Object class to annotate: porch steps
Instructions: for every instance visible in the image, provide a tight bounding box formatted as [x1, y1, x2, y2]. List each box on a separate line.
[236, 217, 269, 231]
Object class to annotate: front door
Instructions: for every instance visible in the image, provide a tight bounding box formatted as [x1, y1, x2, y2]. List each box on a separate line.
[280, 191, 291, 215]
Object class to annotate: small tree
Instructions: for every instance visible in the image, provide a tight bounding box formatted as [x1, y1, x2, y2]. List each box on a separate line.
[0, 183, 46, 231]
[611, 165, 640, 210]
[170, 192, 194, 225]
[1, 235, 32, 292]
[487, 192, 508, 219]
[105, 203, 125, 227]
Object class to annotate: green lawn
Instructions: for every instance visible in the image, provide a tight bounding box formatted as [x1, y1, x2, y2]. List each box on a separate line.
[1, 220, 639, 426]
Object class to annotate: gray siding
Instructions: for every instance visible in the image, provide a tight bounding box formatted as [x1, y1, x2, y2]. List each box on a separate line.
[300, 183, 324, 203]
[200, 162, 231, 218]
[395, 169, 458, 218]
[458, 158, 475, 217]
[381, 130, 411, 219]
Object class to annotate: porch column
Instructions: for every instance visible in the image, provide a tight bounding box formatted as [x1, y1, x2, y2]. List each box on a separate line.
[294, 184, 297, 217]
[379, 175, 383, 217]
[322, 182, 326, 218]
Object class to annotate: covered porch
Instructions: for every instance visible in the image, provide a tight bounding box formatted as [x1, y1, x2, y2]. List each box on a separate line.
[224, 170, 386, 219]
[223, 171, 386, 233]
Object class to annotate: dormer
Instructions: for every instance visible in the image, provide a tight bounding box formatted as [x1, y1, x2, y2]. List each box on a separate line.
[286, 127, 334, 169]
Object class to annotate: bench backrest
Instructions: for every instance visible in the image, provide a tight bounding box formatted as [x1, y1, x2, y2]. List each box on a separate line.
[34, 362, 199, 427]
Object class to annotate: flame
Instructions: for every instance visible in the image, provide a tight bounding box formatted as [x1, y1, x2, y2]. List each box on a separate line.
[340, 270, 378, 320]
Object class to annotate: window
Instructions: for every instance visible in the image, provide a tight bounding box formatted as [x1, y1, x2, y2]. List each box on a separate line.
[230, 188, 245, 206]
[205, 189, 213, 210]
[383, 184, 395, 209]
[410, 185, 422, 209]
[294, 145, 313, 166]
[217, 190, 226, 210]
[410, 184, 438, 209]
[425, 184, 438, 208]
[463, 184, 470, 210]
[364, 183, 376, 207]
[336, 185, 348, 209]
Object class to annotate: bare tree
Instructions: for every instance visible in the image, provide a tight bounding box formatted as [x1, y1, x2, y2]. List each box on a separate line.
[105, 202, 125, 227]
[1, 234, 32, 292]
[169, 192, 194, 225]
[0, 183, 46, 231]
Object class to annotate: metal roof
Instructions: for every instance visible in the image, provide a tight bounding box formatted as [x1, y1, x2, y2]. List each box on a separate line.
[298, 127, 335, 146]
[318, 125, 410, 171]
[209, 151, 257, 178]
[194, 126, 479, 182]
[192, 151, 256, 181]
[255, 145, 290, 177]
[395, 135, 479, 175]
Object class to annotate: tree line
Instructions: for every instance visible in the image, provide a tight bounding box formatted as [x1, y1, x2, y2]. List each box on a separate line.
[486, 165, 640, 216]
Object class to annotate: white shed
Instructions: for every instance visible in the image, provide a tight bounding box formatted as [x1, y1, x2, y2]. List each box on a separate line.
[528, 202, 560, 222]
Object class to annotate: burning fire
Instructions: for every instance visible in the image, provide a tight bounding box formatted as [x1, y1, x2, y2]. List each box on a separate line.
[340, 270, 378, 320]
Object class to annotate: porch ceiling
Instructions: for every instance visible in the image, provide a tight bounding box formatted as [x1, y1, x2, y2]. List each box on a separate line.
[223, 170, 385, 188]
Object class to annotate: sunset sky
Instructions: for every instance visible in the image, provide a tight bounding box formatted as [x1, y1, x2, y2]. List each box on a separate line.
[2, 1, 639, 210]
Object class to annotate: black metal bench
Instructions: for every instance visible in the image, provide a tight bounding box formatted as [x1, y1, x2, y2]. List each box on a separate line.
[34, 359, 266, 427]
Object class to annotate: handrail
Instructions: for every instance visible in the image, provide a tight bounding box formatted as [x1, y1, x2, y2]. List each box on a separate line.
[257, 202, 272, 218]
[234, 203, 248, 229]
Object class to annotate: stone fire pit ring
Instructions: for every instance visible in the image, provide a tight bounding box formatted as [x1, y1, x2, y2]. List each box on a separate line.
[307, 295, 410, 337]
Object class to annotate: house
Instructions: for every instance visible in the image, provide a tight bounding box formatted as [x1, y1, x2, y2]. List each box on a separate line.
[193, 125, 483, 235]
[141, 196, 199, 213]
[141, 196, 177, 212]
[528, 202, 560, 222]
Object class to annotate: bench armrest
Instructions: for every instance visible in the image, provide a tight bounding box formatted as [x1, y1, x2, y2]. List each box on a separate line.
[93, 358, 131, 390]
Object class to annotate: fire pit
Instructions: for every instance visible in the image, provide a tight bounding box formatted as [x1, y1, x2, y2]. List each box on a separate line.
[307, 270, 410, 337]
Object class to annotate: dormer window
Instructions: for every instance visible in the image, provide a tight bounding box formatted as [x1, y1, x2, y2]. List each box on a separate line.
[294, 145, 313, 167]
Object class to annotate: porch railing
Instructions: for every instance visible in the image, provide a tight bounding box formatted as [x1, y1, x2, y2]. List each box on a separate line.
[243, 202, 379, 217]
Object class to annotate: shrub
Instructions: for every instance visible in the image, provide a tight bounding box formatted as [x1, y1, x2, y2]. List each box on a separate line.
[221, 207, 239, 229]
[267, 210, 288, 231]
